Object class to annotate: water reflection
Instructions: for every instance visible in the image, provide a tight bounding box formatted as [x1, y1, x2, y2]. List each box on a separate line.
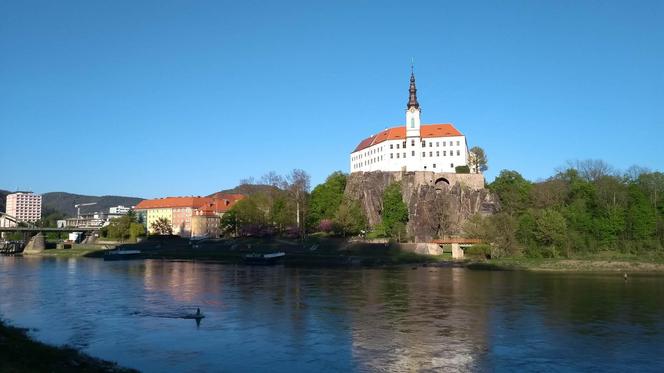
[1, 257, 663, 372]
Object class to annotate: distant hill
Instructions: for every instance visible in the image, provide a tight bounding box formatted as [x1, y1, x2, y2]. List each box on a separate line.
[210, 184, 280, 197]
[41, 192, 144, 217]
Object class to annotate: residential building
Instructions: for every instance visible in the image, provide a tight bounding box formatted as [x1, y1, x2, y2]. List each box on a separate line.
[109, 205, 131, 215]
[350, 70, 470, 173]
[63, 211, 130, 228]
[5, 192, 42, 223]
[134, 194, 244, 238]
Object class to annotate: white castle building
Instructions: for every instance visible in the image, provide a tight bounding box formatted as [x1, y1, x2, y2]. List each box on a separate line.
[350, 70, 469, 173]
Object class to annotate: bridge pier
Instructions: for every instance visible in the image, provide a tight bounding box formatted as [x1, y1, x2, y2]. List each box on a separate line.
[451, 243, 464, 259]
[23, 232, 46, 254]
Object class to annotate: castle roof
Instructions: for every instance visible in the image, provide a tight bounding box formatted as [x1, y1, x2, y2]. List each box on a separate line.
[352, 124, 463, 153]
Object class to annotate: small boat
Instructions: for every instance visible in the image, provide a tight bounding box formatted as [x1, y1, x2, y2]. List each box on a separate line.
[104, 249, 142, 261]
[242, 252, 286, 265]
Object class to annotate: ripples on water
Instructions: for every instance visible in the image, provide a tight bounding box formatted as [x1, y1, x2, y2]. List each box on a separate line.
[1, 257, 663, 372]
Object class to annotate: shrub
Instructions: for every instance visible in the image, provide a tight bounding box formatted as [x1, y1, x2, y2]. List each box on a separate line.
[455, 165, 471, 174]
[466, 244, 491, 258]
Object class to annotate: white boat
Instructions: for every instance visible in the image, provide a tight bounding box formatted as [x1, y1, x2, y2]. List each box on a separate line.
[104, 249, 142, 261]
[242, 252, 286, 265]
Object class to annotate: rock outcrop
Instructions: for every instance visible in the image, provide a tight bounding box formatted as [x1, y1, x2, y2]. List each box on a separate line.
[344, 171, 499, 242]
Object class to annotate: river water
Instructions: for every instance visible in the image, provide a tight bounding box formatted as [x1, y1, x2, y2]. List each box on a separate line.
[1, 257, 663, 372]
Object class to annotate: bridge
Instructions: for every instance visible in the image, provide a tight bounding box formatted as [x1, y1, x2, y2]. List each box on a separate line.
[1, 212, 100, 254]
[431, 238, 483, 259]
[0, 212, 97, 233]
[0, 226, 98, 233]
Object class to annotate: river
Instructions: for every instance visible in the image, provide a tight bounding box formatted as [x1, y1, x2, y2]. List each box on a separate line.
[1, 256, 663, 372]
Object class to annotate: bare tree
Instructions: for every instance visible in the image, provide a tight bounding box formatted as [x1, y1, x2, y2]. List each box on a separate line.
[260, 171, 284, 187]
[285, 169, 311, 238]
[568, 159, 615, 182]
[239, 176, 256, 186]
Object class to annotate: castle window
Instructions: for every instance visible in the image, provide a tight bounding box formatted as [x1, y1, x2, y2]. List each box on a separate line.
[403, 152, 406, 158]
[422, 141, 426, 147]
[422, 152, 426, 157]
[451, 163, 454, 168]
[436, 142, 439, 147]
[429, 151, 433, 157]
[411, 140, 415, 146]
[457, 141, 460, 146]
[433, 164, 437, 168]
[390, 144, 393, 149]
[410, 118, 414, 128]
[397, 153, 400, 158]
[412, 151, 415, 156]
[396, 144, 400, 149]
[390, 154, 393, 159]
[436, 151, 440, 156]
[443, 141, 447, 146]
[457, 150, 460, 156]
[403, 141, 406, 148]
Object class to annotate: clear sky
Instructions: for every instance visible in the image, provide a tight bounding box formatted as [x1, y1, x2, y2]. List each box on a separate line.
[1, 0, 662, 198]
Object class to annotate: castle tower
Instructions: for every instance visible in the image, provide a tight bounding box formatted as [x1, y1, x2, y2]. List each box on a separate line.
[406, 67, 421, 138]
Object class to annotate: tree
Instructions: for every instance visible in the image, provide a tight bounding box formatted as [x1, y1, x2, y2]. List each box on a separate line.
[533, 209, 567, 256]
[381, 183, 409, 239]
[490, 170, 532, 214]
[150, 217, 173, 235]
[334, 200, 367, 236]
[469, 146, 488, 174]
[568, 159, 615, 182]
[285, 169, 311, 238]
[308, 171, 347, 230]
[624, 184, 657, 241]
[129, 223, 146, 239]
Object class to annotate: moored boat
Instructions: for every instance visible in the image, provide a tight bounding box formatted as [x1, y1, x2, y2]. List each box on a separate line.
[104, 249, 142, 261]
[242, 252, 285, 265]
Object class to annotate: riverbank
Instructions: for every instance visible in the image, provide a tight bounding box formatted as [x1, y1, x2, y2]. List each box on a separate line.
[23, 237, 664, 272]
[470, 253, 664, 272]
[0, 319, 137, 373]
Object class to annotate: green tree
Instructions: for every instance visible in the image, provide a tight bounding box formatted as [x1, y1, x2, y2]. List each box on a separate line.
[334, 199, 367, 236]
[381, 183, 409, 239]
[533, 209, 567, 256]
[490, 170, 532, 214]
[469, 146, 488, 174]
[625, 184, 657, 241]
[150, 217, 173, 235]
[307, 171, 347, 230]
[129, 223, 146, 240]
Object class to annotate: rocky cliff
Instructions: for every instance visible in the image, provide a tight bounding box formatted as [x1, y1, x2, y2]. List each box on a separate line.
[344, 171, 499, 242]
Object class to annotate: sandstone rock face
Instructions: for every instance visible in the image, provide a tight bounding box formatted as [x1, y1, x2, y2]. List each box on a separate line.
[344, 171, 499, 242]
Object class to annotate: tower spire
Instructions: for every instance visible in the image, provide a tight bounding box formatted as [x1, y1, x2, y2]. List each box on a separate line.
[407, 63, 420, 110]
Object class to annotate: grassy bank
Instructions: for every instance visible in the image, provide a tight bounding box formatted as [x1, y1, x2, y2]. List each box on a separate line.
[37, 244, 111, 258]
[469, 251, 664, 272]
[0, 319, 136, 373]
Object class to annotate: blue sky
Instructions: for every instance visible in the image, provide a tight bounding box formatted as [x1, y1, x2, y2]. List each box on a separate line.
[1, 0, 662, 198]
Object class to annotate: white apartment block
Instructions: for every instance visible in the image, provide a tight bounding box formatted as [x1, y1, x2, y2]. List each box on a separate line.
[109, 205, 131, 214]
[6, 192, 42, 223]
[350, 70, 469, 173]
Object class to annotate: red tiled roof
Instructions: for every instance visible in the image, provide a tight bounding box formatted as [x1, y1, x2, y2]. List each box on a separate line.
[352, 124, 463, 153]
[134, 197, 211, 210]
[135, 194, 245, 213]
